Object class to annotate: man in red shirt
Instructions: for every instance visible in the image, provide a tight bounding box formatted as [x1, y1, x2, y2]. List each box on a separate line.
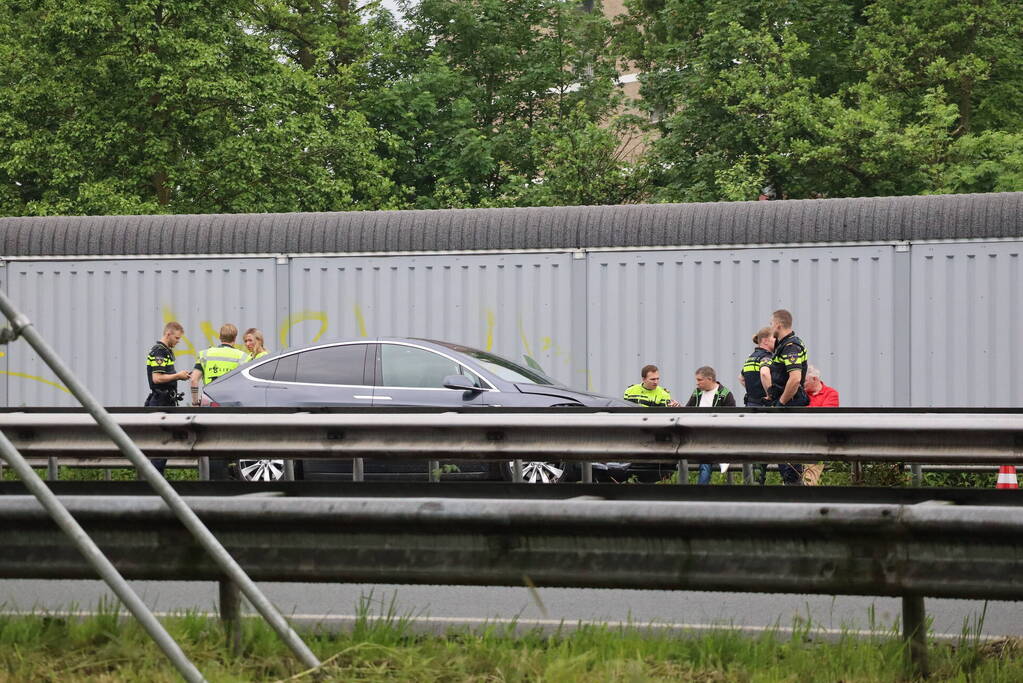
[804, 366, 839, 485]
[805, 365, 839, 407]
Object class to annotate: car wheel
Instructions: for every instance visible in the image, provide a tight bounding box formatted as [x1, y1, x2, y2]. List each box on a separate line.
[501, 460, 567, 484]
[237, 459, 287, 482]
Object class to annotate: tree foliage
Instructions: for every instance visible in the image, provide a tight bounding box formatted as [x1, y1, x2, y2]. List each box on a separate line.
[1, 0, 1022, 216]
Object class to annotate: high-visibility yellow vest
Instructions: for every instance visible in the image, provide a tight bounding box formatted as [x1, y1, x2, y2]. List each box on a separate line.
[197, 344, 247, 384]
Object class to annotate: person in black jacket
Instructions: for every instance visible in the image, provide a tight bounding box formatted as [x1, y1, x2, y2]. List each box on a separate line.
[685, 366, 736, 484]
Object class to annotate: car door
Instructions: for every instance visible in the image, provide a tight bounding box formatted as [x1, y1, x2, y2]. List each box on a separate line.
[372, 342, 488, 407]
[263, 343, 373, 406]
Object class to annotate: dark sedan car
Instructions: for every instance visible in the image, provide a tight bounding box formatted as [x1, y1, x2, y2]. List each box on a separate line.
[202, 337, 636, 483]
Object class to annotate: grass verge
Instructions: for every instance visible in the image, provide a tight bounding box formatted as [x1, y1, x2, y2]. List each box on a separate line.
[1, 601, 1021, 682]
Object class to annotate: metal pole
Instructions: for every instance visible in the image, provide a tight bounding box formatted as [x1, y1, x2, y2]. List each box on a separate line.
[198, 456, 210, 481]
[0, 293, 321, 671]
[512, 459, 524, 483]
[284, 459, 295, 482]
[742, 463, 754, 485]
[911, 464, 923, 487]
[353, 458, 365, 482]
[902, 594, 929, 678]
[428, 460, 440, 483]
[677, 459, 689, 484]
[47, 456, 58, 481]
[581, 462, 593, 484]
[0, 430, 206, 683]
[219, 579, 243, 657]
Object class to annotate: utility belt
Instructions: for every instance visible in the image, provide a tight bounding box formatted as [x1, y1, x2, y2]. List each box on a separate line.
[149, 386, 185, 404]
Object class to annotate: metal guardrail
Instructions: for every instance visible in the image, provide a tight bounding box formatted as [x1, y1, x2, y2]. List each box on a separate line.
[4, 493, 1023, 676]
[3, 410, 1023, 463]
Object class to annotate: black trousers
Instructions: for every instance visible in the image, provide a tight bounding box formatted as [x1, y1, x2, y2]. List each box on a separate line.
[144, 391, 175, 474]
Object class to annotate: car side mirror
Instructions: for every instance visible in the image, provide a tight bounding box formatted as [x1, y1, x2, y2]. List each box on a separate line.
[443, 374, 478, 391]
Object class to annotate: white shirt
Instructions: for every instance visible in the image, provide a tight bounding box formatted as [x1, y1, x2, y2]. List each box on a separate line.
[699, 386, 718, 407]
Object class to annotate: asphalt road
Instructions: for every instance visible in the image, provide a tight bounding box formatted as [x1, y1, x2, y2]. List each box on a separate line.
[1, 580, 1018, 641]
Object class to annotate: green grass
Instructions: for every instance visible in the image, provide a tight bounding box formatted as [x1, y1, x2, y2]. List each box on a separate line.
[1, 601, 1022, 682]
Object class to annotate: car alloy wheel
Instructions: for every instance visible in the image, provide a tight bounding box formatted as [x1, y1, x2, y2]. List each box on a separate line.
[511, 460, 565, 484]
[238, 459, 286, 482]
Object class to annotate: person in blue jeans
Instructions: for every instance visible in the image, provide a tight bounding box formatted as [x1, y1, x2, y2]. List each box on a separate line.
[685, 366, 736, 484]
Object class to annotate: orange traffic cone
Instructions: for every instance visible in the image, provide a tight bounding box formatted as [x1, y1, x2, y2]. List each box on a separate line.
[996, 465, 1019, 489]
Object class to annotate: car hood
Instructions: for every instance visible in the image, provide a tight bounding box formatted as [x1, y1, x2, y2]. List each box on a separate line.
[513, 383, 631, 407]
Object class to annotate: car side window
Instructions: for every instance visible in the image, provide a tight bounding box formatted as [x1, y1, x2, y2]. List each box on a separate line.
[294, 344, 367, 385]
[380, 344, 467, 388]
[249, 359, 278, 380]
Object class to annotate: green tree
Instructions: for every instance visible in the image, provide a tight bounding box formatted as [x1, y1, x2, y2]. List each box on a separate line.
[617, 0, 1023, 201]
[0, 0, 394, 216]
[360, 0, 634, 208]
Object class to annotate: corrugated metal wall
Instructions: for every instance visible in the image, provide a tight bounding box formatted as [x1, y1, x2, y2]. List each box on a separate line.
[1, 242, 1019, 407]
[3, 259, 276, 406]
[910, 242, 1023, 407]
[288, 254, 583, 386]
[586, 246, 895, 406]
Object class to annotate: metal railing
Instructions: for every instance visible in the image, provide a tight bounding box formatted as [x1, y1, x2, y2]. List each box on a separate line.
[0, 291, 321, 681]
[3, 493, 1023, 677]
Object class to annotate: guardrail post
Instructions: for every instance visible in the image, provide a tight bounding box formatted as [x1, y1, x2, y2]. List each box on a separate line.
[284, 459, 295, 482]
[512, 459, 524, 483]
[677, 460, 689, 484]
[581, 462, 593, 484]
[103, 469, 111, 481]
[742, 463, 753, 485]
[911, 464, 924, 487]
[47, 456, 58, 481]
[902, 594, 929, 678]
[219, 579, 243, 657]
[198, 457, 210, 481]
[428, 460, 440, 483]
[353, 458, 365, 482]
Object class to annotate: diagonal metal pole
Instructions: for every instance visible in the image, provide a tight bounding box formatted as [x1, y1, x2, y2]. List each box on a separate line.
[0, 292, 321, 671]
[0, 429, 206, 682]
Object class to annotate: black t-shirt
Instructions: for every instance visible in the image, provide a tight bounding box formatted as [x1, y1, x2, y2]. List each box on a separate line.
[768, 332, 809, 405]
[741, 347, 772, 405]
[146, 341, 177, 392]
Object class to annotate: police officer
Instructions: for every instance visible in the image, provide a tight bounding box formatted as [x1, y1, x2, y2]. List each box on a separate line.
[765, 309, 810, 485]
[741, 327, 775, 407]
[624, 364, 681, 407]
[145, 321, 191, 474]
[189, 323, 248, 406]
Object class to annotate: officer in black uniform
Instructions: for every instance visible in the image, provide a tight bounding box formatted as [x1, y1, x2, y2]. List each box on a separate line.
[742, 326, 776, 484]
[145, 321, 190, 474]
[765, 309, 810, 485]
[741, 327, 775, 407]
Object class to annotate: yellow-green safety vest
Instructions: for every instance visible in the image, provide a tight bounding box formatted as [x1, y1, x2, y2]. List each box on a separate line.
[197, 344, 248, 384]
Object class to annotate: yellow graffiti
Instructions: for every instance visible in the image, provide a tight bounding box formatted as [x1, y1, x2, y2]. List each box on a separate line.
[518, 318, 533, 357]
[1, 371, 71, 394]
[484, 310, 495, 351]
[163, 306, 196, 359]
[353, 305, 368, 338]
[279, 311, 329, 348]
[541, 336, 552, 352]
[200, 321, 220, 348]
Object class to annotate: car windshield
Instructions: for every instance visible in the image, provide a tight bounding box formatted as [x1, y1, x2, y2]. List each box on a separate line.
[433, 343, 557, 385]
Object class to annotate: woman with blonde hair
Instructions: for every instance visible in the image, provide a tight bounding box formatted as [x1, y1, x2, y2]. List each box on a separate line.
[243, 328, 269, 361]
